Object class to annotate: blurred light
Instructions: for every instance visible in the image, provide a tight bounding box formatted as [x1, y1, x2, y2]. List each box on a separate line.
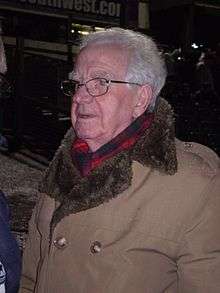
[191, 43, 199, 49]
[71, 29, 75, 33]
[95, 27, 105, 31]
[177, 57, 181, 60]
[78, 31, 90, 35]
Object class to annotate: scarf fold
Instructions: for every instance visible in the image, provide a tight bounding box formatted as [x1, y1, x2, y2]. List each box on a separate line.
[72, 112, 154, 176]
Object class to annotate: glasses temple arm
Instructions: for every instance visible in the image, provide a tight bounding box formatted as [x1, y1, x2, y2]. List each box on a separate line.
[110, 80, 142, 86]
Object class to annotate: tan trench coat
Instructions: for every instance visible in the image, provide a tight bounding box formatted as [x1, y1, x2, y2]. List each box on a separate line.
[20, 140, 220, 293]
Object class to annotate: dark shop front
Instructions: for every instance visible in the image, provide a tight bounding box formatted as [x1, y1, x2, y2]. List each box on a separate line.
[0, 0, 139, 158]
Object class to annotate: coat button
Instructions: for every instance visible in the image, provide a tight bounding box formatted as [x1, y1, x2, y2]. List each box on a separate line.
[184, 142, 193, 148]
[53, 237, 68, 249]
[90, 241, 102, 254]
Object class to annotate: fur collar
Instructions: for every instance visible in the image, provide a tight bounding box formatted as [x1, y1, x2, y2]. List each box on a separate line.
[39, 98, 177, 234]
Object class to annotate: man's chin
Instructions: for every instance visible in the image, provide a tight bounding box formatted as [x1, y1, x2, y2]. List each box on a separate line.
[75, 130, 108, 150]
[75, 130, 96, 141]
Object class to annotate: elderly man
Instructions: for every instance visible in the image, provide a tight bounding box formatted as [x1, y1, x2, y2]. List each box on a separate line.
[20, 28, 220, 293]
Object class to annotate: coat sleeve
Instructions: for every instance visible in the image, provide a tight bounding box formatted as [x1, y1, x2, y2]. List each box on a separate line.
[0, 191, 21, 293]
[177, 171, 220, 292]
[19, 194, 44, 293]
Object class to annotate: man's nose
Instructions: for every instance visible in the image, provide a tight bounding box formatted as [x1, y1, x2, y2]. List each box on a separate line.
[73, 86, 93, 104]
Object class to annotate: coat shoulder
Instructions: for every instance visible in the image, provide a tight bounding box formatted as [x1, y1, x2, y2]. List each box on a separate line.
[175, 139, 220, 177]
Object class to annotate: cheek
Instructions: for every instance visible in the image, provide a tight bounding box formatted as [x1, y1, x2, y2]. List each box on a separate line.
[100, 95, 133, 128]
[98, 101, 118, 125]
[107, 91, 134, 118]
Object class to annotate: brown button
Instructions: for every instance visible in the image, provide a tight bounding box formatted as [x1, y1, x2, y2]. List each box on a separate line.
[53, 237, 68, 249]
[90, 241, 102, 254]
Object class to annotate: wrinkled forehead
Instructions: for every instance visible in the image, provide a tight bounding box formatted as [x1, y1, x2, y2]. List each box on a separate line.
[74, 43, 130, 77]
[0, 38, 7, 74]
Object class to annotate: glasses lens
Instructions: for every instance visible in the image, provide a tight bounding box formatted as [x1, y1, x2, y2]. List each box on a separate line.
[86, 78, 108, 96]
[61, 80, 77, 96]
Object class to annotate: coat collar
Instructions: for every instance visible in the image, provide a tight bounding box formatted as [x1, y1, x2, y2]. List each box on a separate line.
[39, 98, 177, 235]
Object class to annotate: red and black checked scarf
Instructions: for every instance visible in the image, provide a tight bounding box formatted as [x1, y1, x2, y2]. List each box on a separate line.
[71, 112, 154, 176]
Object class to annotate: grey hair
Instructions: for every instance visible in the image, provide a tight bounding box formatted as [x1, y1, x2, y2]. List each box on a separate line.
[80, 27, 167, 111]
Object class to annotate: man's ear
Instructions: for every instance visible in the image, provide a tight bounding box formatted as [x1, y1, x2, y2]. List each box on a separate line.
[133, 85, 152, 119]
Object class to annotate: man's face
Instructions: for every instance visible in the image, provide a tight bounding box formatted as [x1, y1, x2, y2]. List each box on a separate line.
[71, 44, 139, 152]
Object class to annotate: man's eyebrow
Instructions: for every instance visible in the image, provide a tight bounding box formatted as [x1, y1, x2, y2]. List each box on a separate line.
[69, 70, 114, 80]
[91, 71, 114, 79]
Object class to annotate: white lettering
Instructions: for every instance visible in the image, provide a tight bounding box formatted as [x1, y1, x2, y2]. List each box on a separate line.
[91, 0, 97, 13]
[62, 0, 74, 9]
[19, 0, 120, 18]
[116, 3, 120, 17]
[74, 0, 82, 11]
[100, 1, 107, 15]
[38, 0, 47, 5]
[83, 0, 91, 13]
[55, 0, 62, 8]
[108, 2, 116, 16]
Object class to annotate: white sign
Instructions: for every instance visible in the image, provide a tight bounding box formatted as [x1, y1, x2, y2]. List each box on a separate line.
[18, 0, 121, 17]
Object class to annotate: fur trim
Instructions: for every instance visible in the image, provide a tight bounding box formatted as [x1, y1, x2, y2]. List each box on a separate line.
[131, 98, 177, 174]
[39, 98, 177, 236]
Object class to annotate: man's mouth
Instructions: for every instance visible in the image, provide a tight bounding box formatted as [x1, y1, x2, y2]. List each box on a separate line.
[78, 113, 96, 119]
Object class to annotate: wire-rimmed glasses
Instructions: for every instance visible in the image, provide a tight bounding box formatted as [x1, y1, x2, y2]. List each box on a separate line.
[61, 77, 142, 97]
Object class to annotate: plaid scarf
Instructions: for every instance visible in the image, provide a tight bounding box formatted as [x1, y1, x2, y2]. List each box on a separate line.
[71, 112, 154, 176]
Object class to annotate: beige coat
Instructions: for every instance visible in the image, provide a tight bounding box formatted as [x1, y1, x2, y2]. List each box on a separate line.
[20, 100, 220, 293]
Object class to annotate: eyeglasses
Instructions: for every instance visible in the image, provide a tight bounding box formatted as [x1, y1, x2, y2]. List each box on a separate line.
[0, 73, 12, 97]
[60, 77, 142, 97]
